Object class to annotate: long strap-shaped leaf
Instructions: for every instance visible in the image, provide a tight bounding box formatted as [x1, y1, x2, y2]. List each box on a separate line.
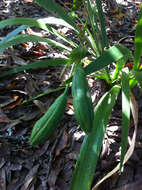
[0, 34, 71, 52]
[0, 18, 48, 30]
[0, 18, 77, 48]
[60, 44, 132, 86]
[70, 85, 120, 190]
[84, 44, 132, 75]
[0, 25, 28, 43]
[120, 68, 130, 171]
[85, 0, 102, 55]
[92, 91, 138, 190]
[0, 58, 68, 78]
[0, 44, 131, 79]
[95, 0, 109, 50]
[34, 0, 80, 32]
[133, 5, 142, 70]
[22, 87, 65, 104]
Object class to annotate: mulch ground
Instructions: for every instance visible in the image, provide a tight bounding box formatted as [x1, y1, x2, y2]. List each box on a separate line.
[0, 0, 142, 189]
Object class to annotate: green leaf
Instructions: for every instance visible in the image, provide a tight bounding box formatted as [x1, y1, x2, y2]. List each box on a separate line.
[70, 85, 120, 190]
[85, 0, 102, 55]
[91, 71, 112, 84]
[132, 70, 142, 87]
[129, 77, 138, 88]
[112, 58, 126, 81]
[84, 44, 132, 75]
[62, 44, 132, 86]
[69, 46, 89, 64]
[22, 87, 65, 104]
[30, 88, 68, 146]
[34, 0, 79, 32]
[72, 0, 83, 11]
[0, 34, 71, 52]
[0, 17, 49, 30]
[0, 58, 69, 78]
[0, 25, 28, 43]
[95, 0, 109, 49]
[120, 69, 130, 172]
[133, 5, 142, 70]
[0, 17, 77, 48]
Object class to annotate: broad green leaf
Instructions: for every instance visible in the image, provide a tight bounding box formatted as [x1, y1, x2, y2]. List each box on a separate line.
[0, 18, 77, 48]
[120, 69, 130, 172]
[30, 87, 68, 146]
[0, 34, 72, 52]
[0, 58, 68, 78]
[62, 45, 131, 86]
[84, 44, 132, 75]
[34, 0, 79, 32]
[70, 85, 120, 190]
[133, 5, 142, 70]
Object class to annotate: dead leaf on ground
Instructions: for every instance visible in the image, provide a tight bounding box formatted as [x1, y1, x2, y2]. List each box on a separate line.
[20, 164, 39, 190]
[56, 131, 68, 156]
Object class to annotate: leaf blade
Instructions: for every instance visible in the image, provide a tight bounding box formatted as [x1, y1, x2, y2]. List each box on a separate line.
[0, 34, 71, 51]
[34, 0, 80, 32]
[70, 85, 120, 190]
[84, 44, 132, 75]
[120, 69, 130, 171]
[0, 58, 69, 78]
[133, 5, 142, 70]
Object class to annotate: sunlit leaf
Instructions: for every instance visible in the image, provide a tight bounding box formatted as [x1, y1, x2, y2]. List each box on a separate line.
[34, 0, 79, 32]
[70, 85, 120, 190]
[84, 44, 132, 75]
[0, 34, 71, 52]
[0, 17, 77, 48]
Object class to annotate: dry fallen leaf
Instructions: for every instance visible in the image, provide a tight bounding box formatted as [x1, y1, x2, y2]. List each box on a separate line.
[113, 13, 126, 19]
[0, 116, 9, 123]
[3, 98, 23, 110]
[56, 131, 68, 156]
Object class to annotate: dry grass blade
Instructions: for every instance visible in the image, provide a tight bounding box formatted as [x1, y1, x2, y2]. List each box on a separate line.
[92, 90, 138, 190]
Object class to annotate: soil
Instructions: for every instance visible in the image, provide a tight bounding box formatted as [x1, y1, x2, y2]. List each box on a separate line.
[0, 0, 142, 190]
